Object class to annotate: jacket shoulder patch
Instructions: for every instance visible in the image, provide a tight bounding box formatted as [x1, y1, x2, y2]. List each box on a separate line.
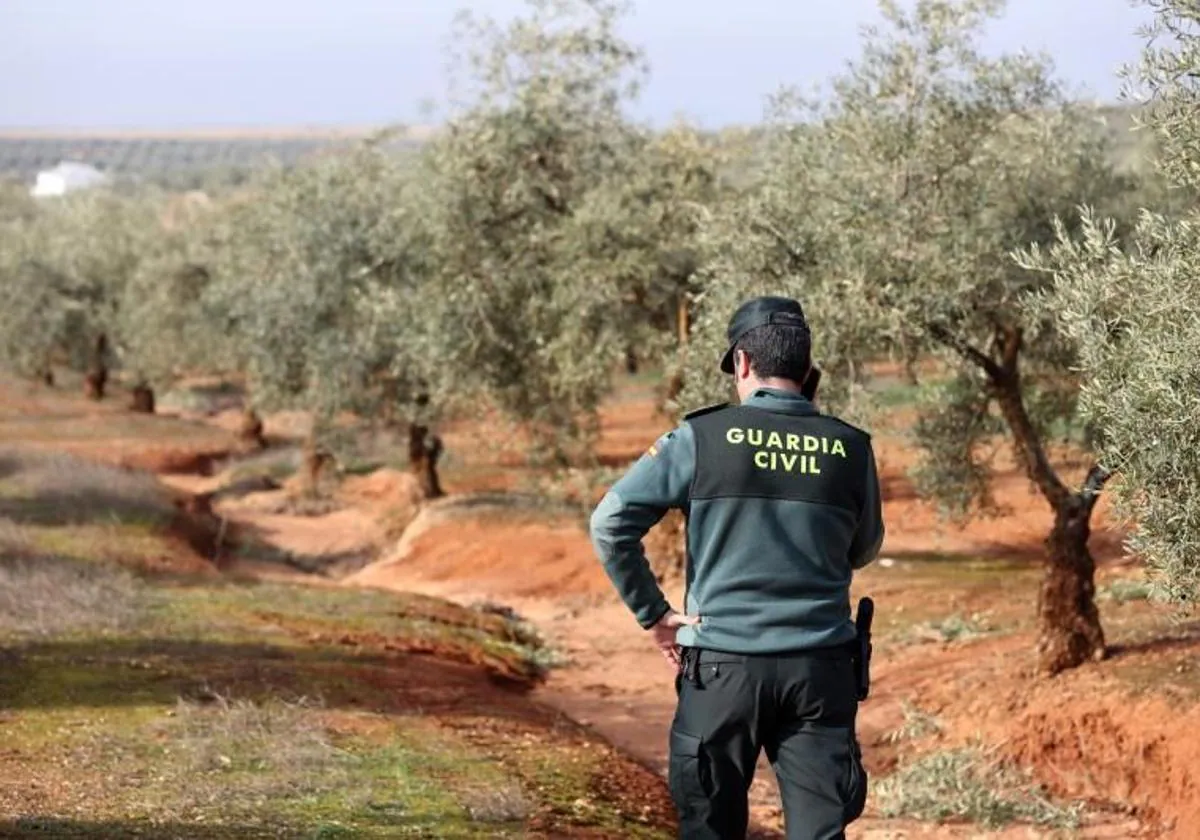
[683, 402, 731, 421]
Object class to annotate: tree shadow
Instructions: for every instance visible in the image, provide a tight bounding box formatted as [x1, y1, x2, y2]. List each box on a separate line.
[874, 548, 1041, 568]
[0, 452, 23, 481]
[0, 489, 225, 564]
[0, 490, 174, 529]
[0, 635, 543, 720]
[1106, 624, 1200, 659]
[0, 814, 487, 838]
[0, 818, 288, 839]
[879, 471, 923, 503]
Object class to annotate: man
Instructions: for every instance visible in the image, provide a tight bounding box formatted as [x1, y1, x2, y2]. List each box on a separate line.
[590, 296, 884, 840]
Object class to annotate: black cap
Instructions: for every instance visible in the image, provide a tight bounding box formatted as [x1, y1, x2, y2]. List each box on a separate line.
[719, 296, 809, 373]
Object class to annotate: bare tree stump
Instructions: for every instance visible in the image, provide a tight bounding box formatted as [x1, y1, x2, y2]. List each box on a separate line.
[624, 347, 639, 375]
[300, 440, 334, 498]
[237, 408, 267, 451]
[130, 384, 155, 414]
[84, 368, 107, 401]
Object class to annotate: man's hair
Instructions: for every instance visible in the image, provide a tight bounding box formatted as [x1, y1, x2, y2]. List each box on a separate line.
[735, 324, 812, 382]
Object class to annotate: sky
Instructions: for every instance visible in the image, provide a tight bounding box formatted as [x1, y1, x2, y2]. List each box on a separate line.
[0, 0, 1153, 130]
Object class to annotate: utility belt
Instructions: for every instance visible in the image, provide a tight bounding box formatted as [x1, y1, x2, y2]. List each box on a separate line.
[680, 597, 874, 700]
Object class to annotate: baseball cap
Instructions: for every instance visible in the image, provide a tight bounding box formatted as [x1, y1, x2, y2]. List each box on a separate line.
[719, 296, 810, 374]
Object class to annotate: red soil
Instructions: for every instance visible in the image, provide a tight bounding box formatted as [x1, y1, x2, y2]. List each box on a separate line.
[352, 395, 1195, 839]
[7, 372, 1195, 838]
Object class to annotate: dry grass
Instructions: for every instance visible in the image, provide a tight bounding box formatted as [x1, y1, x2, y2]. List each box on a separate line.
[875, 746, 1085, 829]
[459, 782, 533, 823]
[0, 447, 175, 528]
[0, 523, 145, 637]
[884, 700, 945, 745]
[156, 694, 351, 812]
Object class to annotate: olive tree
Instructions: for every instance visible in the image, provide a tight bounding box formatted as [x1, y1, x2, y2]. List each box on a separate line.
[568, 124, 729, 398]
[1019, 0, 1200, 607]
[423, 0, 648, 461]
[687, 0, 1135, 674]
[203, 141, 443, 493]
[0, 189, 161, 398]
[107, 194, 225, 413]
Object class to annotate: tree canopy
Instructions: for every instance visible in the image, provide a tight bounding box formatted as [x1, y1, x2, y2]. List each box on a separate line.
[421, 0, 650, 459]
[201, 141, 435, 431]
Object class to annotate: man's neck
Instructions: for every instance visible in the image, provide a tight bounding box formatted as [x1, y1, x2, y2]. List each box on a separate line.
[741, 376, 805, 399]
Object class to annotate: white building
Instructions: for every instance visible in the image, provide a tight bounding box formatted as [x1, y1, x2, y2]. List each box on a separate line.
[30, 161, 110, 197]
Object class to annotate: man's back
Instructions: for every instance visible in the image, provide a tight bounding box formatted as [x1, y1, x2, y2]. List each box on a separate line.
[678, 393, 881, 654]
[588, 295, 882, 839]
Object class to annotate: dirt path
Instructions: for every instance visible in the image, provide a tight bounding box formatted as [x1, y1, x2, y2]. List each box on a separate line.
[333, 564, 1155, 839]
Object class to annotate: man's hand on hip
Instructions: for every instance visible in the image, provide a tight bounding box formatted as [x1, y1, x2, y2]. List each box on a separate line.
[649, 609, 700, 671]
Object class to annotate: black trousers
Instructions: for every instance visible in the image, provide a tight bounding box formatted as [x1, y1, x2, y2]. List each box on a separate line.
[668, 647, 867, 840]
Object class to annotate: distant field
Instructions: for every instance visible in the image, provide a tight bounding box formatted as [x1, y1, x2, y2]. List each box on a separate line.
[0, 126, 428, 186]
[0, 105, 1149, 188]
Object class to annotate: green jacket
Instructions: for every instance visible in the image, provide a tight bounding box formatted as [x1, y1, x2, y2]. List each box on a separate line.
[589, 388, 884, 654]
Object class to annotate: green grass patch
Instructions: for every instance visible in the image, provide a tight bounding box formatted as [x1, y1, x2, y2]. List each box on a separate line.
[912, 612, 997, 644]
[0, 440, 670, 838]
[0, 591, 660, 837]
[869, 378, 925, 408]
[1098, 578, 1155, 604]
[158, 581, 552, 670]
[0, 508, 658, 837]
[1, 699, 531, 837]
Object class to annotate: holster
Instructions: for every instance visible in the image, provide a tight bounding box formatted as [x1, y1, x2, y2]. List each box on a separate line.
[852, 597, 874, 701]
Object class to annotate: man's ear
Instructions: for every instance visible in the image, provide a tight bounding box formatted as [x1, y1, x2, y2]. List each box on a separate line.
[741, 350, 757, 379]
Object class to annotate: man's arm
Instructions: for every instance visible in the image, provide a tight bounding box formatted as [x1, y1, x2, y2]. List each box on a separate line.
[849, 443, 885, 570]
[589, 423, 696, 628]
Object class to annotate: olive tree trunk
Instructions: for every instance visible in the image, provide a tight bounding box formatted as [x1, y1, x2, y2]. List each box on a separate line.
[237, 407, 267, 450]
[1038, 473, 1108, 674]
[84, 334, 109, 401]
[659, 294, 690, 411]
[130, 383, 155, 414]
[988, 327, 1107, 675]
[624, 346, 639, 375]
[407, 423, 444, 500]
[676, 295, 690, 347]
[931, 322, 1108, 675]
[300, 435, 332, 498]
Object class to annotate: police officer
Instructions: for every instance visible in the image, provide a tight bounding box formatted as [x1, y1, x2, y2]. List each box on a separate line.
[590, 296, 884, 840]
